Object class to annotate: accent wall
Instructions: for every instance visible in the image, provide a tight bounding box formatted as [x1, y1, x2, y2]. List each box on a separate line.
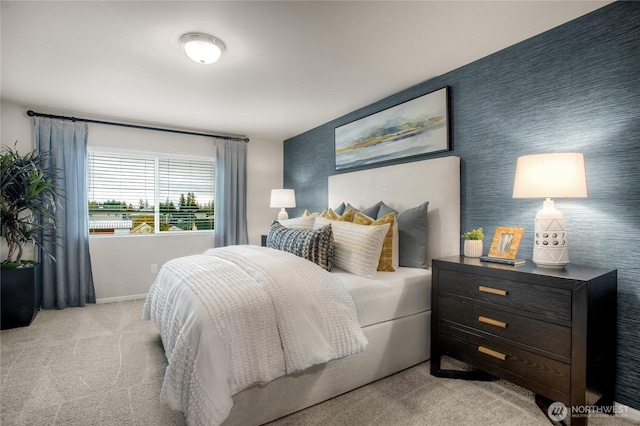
[283, 2, 640, 410]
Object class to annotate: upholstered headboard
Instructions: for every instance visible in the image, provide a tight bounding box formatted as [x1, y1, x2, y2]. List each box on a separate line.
[328, 156, 460, 267]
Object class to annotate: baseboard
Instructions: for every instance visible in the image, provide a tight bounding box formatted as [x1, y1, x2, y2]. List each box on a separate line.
[96, 294, 147, 304]
[616, 401, 640, 421]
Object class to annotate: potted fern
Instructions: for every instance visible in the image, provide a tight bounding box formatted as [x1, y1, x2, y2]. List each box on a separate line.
[1, 144, 60, 329]
[462, 227, 484, 258]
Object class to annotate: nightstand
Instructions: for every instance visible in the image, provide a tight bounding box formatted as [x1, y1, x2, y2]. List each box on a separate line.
[431, 256, 617, 425]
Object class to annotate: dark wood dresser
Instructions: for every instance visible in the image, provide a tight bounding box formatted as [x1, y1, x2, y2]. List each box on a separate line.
[431, 256, 617, 425]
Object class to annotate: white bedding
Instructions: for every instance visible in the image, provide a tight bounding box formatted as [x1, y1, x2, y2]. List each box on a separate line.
[333, 267, 432, 327]
[142, 245, 367, 426]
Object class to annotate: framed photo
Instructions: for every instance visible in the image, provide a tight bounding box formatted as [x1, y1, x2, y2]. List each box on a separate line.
[334, 86, 450, 171]
[488, 227, 524, 260]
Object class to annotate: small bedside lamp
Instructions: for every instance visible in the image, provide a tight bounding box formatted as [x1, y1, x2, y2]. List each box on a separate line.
[512, 153, 587, 268]
[270, 189, 296, 220]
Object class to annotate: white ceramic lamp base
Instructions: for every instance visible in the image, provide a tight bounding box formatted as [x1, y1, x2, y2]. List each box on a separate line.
[533, 198, 569, 268]
[277, 208, 289, 220]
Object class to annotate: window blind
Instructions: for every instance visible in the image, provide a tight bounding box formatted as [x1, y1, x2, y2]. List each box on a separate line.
[158, 158, 215, 231]
[87, 150, 214, 235]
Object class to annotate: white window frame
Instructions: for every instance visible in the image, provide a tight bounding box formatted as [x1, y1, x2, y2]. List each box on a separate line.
[87, 147, 215, 237]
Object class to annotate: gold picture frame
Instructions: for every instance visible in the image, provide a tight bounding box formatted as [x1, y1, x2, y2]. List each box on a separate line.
[488, 227, 524, 260]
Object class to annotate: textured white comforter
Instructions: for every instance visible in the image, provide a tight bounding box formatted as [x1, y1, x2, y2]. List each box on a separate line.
[143, 245, 368, 426]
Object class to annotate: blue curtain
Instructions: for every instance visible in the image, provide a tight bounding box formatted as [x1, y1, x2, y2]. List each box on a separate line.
[35, 117, 95, 309]
[213, 139, 248, 246]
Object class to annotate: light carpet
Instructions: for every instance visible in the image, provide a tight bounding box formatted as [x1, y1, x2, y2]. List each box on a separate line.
[1, 300, 636, 425]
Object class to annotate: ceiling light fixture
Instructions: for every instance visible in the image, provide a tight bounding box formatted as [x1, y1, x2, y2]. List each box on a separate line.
[179, 33, 225, 65]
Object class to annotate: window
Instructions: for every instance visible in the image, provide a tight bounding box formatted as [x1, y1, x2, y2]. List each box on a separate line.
[88, 149, 214, 235]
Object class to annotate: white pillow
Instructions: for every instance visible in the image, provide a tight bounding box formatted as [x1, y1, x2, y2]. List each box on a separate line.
[278, 215, 315, 230]
[314, 216, 390, 279]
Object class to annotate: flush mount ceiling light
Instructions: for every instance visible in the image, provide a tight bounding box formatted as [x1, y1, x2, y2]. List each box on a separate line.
[179, 33, 225, 65]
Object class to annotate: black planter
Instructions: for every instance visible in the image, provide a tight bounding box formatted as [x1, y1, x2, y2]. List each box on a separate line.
[1, 264, 42, 330]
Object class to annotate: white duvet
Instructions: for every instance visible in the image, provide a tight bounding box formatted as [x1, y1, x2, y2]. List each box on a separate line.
[143, 245, 368, 426]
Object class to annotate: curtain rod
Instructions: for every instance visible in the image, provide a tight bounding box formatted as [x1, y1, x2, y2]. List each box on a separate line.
[26, 110, 249, 143]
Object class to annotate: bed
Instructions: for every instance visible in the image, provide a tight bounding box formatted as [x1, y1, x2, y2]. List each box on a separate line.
[144, 155, 460, 425]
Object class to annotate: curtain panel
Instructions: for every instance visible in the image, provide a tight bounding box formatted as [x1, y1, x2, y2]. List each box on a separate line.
[35, 117, 95, 309]
[213, 139, 248, 247]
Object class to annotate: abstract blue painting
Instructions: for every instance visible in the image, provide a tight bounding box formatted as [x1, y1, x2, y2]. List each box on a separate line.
[335, 86, 450, 170]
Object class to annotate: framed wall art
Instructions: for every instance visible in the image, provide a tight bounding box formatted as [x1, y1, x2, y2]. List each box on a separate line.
[334, 86, 450, 171]
[487, 227, 524, 260]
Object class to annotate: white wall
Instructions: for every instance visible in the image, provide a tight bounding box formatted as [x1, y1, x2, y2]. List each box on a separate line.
[1, 102, 283, 302]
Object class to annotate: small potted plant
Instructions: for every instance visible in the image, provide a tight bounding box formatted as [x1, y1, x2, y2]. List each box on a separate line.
[462, 227, 484, 258]
[1, 144, 60, 329]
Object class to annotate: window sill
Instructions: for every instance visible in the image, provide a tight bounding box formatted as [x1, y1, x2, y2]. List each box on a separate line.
[89, 231, 214, 239]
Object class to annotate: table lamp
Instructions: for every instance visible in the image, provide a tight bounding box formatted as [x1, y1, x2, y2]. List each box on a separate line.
[512, 153, 587, 268]
[270, 189, 296, 220]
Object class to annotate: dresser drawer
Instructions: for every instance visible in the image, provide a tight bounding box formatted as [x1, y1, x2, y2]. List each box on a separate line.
[432, 257, 618, 423]
[439, 270, 571, 323]
[439, 296, 571, 360]
[440, 323, 570, 402]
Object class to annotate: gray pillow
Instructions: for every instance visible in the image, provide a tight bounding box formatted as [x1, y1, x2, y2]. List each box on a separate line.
[345, 201, 382, 219]
[334, 202, 346, 215]
[378, 201, 429, 269]
[377, 201, 396, 219]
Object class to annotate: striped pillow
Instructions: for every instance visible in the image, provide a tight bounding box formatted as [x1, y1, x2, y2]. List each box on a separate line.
[266, 221, 334, 271]
[314, 216, 390, 279]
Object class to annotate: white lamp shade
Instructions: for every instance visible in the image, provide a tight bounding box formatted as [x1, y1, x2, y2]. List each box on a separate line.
[512, 152, 587, 268]
[270, 189, 296, 208]
[180, 33, 225, 64]
[513, 153, 587, 199]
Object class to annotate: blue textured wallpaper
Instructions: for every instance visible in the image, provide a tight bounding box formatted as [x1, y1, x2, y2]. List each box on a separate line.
[284, 2, 640, 409]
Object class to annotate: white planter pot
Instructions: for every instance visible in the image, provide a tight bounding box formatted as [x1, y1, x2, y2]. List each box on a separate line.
[464, 240, 483, 258]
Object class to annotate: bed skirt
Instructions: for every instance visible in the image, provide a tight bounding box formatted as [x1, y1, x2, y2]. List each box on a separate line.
[223, 309, 431, 425]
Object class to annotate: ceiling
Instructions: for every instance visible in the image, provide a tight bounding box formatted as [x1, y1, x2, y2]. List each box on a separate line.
[1, 1, 611, 142]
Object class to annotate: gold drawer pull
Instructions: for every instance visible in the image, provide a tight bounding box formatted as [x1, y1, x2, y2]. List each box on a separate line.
[479, 316, 508, 329]
[479, 286, 508, 296]
[478, 346, 507, 361]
